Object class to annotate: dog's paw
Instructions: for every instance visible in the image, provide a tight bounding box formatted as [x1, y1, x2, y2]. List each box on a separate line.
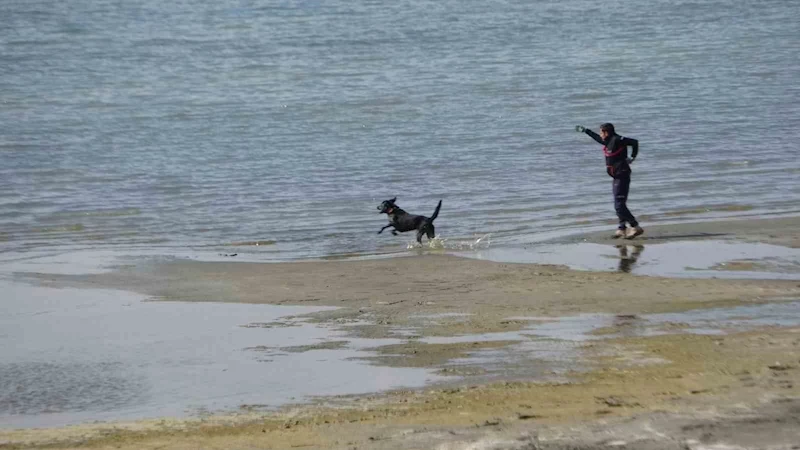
[391, 231, 398, 236]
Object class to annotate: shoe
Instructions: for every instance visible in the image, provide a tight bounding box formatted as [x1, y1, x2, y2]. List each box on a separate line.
[612, 229, 626, 239]
[625, 226, 644, 240]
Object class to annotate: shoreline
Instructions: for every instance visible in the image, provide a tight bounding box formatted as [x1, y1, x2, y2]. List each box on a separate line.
[3, 215, 800, 449]
[557, 214, 800, 248]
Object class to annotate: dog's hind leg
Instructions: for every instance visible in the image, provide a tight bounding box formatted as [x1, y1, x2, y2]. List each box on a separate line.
[416, 229, 424, 244]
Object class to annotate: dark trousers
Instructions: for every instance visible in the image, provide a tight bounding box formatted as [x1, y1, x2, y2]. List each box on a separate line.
[612, 175, 638, 229]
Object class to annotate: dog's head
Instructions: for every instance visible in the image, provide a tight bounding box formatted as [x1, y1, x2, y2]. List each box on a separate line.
[377, 197, 397, 214]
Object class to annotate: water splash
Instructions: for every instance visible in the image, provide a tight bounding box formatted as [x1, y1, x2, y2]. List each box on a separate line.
[406, 234, 492, 251]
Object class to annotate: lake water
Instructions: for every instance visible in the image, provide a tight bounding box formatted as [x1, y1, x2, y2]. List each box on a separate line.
[2, 0, 799, 260]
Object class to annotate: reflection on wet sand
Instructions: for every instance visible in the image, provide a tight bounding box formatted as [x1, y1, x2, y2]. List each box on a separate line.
[616, 244, 644, 273]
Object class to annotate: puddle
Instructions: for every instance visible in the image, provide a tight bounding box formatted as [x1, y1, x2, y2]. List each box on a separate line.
[0, 248, 125, 275]
[425, 302, 800, 344]
[437, 338, 587, 383]
[410, 313, 473, 319]
[647, 301, 800, 332]
[411, 302, 800, 380]
[407, 312, 474, 325]
[0, 281, 442, 429]
[456, 241, 800, 279]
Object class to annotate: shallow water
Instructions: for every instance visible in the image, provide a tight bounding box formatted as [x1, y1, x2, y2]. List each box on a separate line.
[458, 240, 800, 279]
[522, 302, 800, 340]
[418, 302, 800, 379]
[0, 282, 442, 429]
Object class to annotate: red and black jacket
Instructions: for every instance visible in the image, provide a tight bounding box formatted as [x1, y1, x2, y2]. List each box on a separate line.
[584, 129, 639, 178]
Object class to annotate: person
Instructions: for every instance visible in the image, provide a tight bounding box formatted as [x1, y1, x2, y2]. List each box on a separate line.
[575, 123, 643, 239]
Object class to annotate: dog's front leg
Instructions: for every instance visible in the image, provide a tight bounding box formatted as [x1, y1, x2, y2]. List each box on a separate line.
[378, 224, 394, 234]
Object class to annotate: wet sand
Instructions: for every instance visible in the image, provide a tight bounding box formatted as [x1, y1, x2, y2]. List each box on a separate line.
[563, 214, 800, 248]
[3, 216, 800, 449]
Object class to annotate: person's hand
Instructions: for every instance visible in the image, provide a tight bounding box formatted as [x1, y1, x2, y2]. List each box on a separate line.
[575, 125, 586, 133]
[627, 158, 634, 165]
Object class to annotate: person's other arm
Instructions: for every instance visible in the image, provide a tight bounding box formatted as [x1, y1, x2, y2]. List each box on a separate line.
[623, 136, 638, 161]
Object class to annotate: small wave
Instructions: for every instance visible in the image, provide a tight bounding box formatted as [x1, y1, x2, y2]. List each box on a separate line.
[226, 240, 277, 247]
[637, 205, 755, 222]
[566, 91, 611, 101]
[664, 205, 754, 217]
[32, 224, 85, 233]
[707, 160, 753, 169]
[50, 208, 141, 219]
[320, 251, 379, 261]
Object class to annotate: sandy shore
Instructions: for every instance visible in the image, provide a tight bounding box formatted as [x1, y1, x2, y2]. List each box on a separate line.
[4, 216, 800, 449]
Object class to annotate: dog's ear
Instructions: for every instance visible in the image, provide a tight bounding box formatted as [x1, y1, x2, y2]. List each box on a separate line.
[390, 197, 397, 204]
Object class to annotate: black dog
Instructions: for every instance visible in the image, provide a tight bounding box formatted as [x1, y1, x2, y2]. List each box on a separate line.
[377, 197, 442, 244]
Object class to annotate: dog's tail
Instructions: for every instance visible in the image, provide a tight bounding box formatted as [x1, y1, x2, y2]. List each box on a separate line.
[428, 200, 442, 223]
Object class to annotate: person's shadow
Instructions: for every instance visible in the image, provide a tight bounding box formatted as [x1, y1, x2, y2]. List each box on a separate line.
[617, 244, 644, 273]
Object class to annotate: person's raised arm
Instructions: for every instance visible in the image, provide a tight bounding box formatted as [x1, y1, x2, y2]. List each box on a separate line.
[576, 125, 605, 145]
